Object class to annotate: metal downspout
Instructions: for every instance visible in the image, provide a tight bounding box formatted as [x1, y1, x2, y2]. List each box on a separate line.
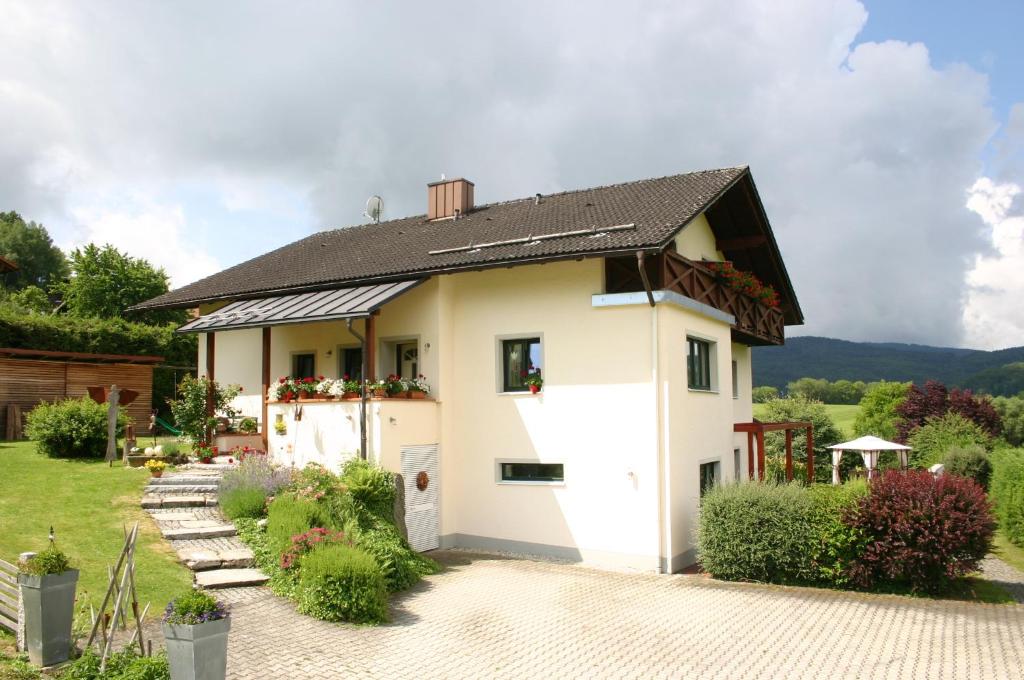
[346, 318, 369, 461]
[638, 251, 668, 572]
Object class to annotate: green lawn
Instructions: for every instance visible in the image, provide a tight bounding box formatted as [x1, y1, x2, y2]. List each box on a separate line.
[0, 440, 192, 610]
[993, 532, 1024, 573]
[753, 403, 860, 438]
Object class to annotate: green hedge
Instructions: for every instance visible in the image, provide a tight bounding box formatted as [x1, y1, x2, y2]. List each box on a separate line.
[698, 481, 867, 587]
[297, 543, 388, 623]
[991, 448, 1024, 547]
[25, 397, 128, 458]
[943, 445, 992, 490]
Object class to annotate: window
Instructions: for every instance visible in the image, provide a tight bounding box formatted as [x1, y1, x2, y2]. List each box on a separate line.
[340, 347, 363, 381]
[498, 461, 564, 483]
[501, 337, 542, 392]
[699, 461, 720, 496]
[733, 448, 742, 480]
[292, 352, 316, 379]
[687, 338, 712, 391]
[732, 360, 739, 399]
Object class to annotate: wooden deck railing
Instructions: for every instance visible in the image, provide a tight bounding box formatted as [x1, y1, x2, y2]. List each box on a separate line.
[661, 251, 785, 345]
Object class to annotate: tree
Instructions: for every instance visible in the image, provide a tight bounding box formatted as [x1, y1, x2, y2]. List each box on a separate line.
[759, 395, 844, 482]
[0, 211, 68, 290]
[853, 381, 911, 440]
[993, 395, 1024, 447]
[169, 375, 240, 444]
[907, 413, 993, 468]
[0, 285, 52, 314]
[752, 386, 780, 403]
[895, 380, 1002, 442]
[54, 243, 185, 325]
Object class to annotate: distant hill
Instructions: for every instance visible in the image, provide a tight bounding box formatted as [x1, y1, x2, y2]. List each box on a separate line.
[752, 336, 1024, 396]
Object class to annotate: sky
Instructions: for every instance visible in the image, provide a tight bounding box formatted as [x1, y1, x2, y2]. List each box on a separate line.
[1, 1, 1022, 350]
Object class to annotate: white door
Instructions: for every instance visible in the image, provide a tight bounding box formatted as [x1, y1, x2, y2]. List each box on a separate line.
[401, 444, 439, 552]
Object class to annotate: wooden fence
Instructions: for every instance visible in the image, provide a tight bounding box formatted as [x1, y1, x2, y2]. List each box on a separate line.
[0, 557, 19, 635]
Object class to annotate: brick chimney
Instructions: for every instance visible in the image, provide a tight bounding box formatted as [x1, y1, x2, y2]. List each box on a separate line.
[427, 178, 474, 220]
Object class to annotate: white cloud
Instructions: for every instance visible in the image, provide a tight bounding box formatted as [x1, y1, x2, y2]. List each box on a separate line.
[0, 0, 1016, 344]
[65, 201, 221, 288]
[963, 178, 1024, 349]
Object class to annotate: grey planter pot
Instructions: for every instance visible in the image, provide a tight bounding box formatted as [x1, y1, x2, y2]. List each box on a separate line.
[17, 569, 79, 667]
[163, 616, 231, 680]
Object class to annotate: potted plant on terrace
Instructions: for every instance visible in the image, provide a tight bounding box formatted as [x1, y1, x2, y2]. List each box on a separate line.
[368, 379, 388, 399]
[385, 374, 407, 398]
[162, 589, 230, 680]
[269, 378, 296, 403]
[407, 375, 430, 399]
[523, 369, 543, 394]
[296, 377, 319, 401]
[145, 458, 168, 478]
[316, 377, 336, 400]
[18, 540, 78, 667]
[238, 417, 258, 434]
[194, 442, 216, 464]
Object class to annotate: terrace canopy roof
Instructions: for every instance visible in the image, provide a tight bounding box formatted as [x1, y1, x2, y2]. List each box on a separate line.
[176, 279, 423, 334]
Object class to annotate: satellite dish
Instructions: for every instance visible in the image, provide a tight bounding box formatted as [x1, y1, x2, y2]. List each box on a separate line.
[364, 195, 384, 224]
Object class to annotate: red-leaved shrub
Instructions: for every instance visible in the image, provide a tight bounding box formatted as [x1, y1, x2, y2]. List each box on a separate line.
[895, 380, 1001, 442]
[845, 470, 995, 593]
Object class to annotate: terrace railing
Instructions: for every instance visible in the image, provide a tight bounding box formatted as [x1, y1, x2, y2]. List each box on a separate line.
[661, 251, 785, 345]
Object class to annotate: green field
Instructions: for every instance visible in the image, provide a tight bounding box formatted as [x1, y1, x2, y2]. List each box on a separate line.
[753, 403, 859, 438]
[0, 440, 192, 610]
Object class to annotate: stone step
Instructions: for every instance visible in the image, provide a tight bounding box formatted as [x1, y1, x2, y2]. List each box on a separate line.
[177, 547, 254, 571]
[148, 476, 222, 486]
[194, 568, 268, 589]
[161, 525, 237, 541]
[144, 485, 220, 495]
[141, 495, 217, 509]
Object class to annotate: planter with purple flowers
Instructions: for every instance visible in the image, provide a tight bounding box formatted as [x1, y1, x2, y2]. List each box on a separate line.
[162, 590, 230, 680]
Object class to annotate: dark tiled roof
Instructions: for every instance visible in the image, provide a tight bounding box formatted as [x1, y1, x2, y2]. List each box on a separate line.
[135, 167, 755, 310]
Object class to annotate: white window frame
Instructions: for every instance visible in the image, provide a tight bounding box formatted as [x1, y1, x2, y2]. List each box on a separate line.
[686, 333, 718, 393]
[495, 458, 565, 486]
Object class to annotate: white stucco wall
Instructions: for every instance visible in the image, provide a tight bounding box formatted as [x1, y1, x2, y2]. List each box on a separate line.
[196, 253, 756, 572]
[674, 213, 724, 261]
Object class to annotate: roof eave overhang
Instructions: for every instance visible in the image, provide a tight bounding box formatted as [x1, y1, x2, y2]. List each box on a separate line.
[137, 246, 664, 313]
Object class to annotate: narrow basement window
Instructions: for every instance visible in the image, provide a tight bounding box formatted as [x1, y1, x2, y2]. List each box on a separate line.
[699, 461, 720, 497]
[498, 462, 565, 484]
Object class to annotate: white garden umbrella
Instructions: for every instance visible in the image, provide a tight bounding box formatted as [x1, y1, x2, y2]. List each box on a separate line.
[827, 435, 911, 485]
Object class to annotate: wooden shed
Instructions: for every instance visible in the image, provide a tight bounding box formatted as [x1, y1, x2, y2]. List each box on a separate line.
[0, 348, 162, 439]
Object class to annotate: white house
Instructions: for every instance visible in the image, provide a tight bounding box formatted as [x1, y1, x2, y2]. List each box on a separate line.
[134, 167, 803, 572]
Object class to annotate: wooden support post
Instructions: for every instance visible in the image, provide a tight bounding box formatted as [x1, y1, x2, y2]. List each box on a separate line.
[261, 328, 271, 451]
[785, 429, 793, 482]
[747, 431, 755, 480]
[806, 426, 815, 483]
[205, 333, 215, 442]
[756, 430, 766, 482]
[365, 315, 377, 382]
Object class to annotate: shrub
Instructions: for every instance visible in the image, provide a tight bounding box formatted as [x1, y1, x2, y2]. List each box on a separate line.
[341, 459, 396, 520]
[220, 454, 291, 498]
[25, 397, 127, 458]
[168, 375, 240, 444]
[943, 445, 993, 490]
[163, 589, 227, 625]
[697, 482, 816, 583]
[297, 544, 388, 623]
[759, 396, 844, 482]
[895, 380, 1002, 441]
[353, 517, 438, 592]
[19, 545, 72, 575]
[238, 417, 258, 434]
[751, 386, 779, 403]
[805, 480, 869, 587]
[846, 470, 995, 594]
[62, 648, 170, 680]
[854, 381, 910, 440]
[220, 487, 269, 520]
[993, 395, 1024, 447]
[990, 447, 1024, 547]
[907, 413, 992, 468]
[267, 494, 333, 556]
[280, 527, 350, 570]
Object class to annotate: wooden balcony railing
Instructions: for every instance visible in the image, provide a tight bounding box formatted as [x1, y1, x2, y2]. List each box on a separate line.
[661, 251, 785, 345]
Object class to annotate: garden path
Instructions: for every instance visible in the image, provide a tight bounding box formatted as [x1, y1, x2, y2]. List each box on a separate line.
[980, 556, 1024, 603]
[216, 550, 1024, 679]
[141, 465, 268, 589]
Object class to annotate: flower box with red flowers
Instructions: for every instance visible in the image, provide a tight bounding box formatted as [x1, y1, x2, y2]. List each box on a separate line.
[705, 261, 780, 308]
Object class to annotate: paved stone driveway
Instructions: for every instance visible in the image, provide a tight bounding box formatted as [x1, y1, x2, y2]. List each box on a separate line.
[218, 550, 1024, 679]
